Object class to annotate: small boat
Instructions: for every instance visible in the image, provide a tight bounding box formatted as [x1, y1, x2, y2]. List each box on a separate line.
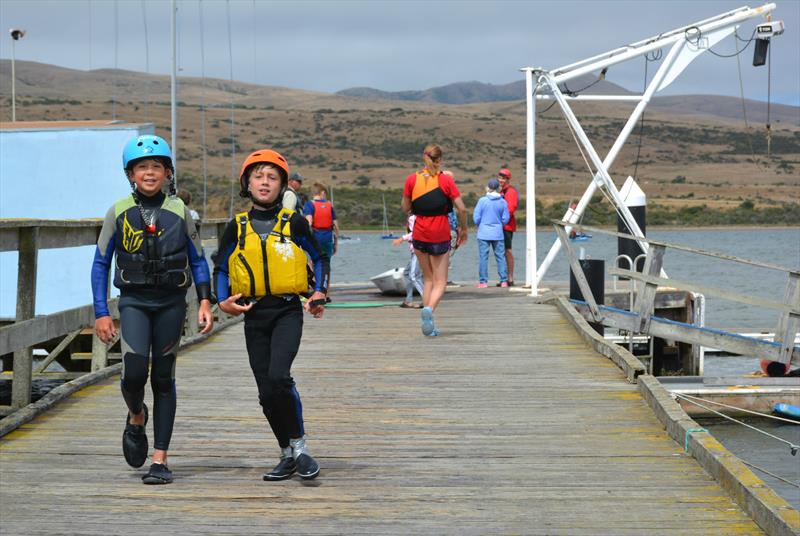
[569, 232, 592, 242]
[338, 235, 360, 243]
[380, 193, 396, 239]
[773, 403, 800, 421]
[370, 266, 407, 295]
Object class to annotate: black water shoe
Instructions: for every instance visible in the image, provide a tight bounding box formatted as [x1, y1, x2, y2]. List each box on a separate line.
[122, 403, 149, 468]
[142, 462, 173, 485]
[295, 453, 320, 480]
[263, 457, 297, 481]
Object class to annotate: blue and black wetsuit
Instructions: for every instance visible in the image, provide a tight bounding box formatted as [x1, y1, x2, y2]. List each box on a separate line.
[92, 191, 210, 451]
[214, 204, 329, 449]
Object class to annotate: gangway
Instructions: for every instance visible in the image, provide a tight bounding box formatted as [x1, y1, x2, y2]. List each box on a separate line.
[555, 221, 800, 367]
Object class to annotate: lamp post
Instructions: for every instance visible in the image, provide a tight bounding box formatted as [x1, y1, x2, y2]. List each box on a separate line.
[9, 28, 26, 122]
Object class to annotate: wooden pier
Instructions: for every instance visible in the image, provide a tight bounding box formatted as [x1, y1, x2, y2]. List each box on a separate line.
[2, 287, 795, 535]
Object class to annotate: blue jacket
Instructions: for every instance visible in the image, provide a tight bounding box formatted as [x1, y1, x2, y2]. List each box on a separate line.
[473, 192, 509, 241]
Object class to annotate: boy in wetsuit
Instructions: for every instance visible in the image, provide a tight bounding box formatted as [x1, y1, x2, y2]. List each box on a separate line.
[92, 134, 213, 484]
[213, 149, 329, 481]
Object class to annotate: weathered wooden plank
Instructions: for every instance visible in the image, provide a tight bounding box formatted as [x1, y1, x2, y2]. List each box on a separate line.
[573, 301, 800, 362]
[0, 290, 777, 534]
[611, 267, 800, 315]
[0, 301, 119, 356]
[0, 222, 102, 252]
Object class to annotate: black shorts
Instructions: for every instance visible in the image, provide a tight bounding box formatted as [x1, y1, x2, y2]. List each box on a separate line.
[413, 239, 451, 256]
[503, 230, 514, 250]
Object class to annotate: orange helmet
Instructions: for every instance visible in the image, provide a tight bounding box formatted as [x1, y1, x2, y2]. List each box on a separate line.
[239, 149, 289, 197]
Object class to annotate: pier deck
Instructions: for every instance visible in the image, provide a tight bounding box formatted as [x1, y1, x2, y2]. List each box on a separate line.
[0, 288, 767, 534]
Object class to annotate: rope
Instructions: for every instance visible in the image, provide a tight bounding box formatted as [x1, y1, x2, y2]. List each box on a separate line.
[741, 459, 800, 489]
[199, 0, 209, 218]
[674, 393, 800, 455]
[734, 28, 765, 172]
[766, 39, 772, 157]
[684, 427, 708, 453]
[676, 392, 800, 425]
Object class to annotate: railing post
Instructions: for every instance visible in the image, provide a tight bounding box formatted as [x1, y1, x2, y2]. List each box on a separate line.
[633, 244, 666, 333]
[773, 272, 800, 365]
[186, 284, 199, 336]
[11, 227, 38, 408]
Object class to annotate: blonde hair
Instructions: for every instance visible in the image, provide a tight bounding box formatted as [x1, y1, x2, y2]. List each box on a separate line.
[422, 144, 443, 176]
[313, 182, 328, 197]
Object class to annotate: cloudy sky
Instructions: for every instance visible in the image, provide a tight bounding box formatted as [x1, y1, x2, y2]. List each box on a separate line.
[1, 0, 798, 105]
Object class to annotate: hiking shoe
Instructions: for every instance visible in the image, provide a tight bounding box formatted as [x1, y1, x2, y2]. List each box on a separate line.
[421, 307, 435, 336]
[427, 328, 440, 337]
[295, 453, 320, 480]
[263, 457, 297, 481]
[476, 282, 488, 288]
[122, 403, 149, 468]
[142, 462, 173, 485]
[500, 282, 509, 288]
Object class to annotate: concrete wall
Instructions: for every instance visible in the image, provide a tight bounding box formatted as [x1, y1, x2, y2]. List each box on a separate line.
[0, 123, 154, 318]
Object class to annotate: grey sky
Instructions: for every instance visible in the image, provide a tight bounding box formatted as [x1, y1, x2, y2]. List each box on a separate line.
[1, 0, 798, 105]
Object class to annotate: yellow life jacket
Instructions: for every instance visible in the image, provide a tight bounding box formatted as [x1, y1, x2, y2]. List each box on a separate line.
[228, 208, 309, 298]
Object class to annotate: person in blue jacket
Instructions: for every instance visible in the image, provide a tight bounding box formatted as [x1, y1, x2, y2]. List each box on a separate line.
[473, 178, 510, 288]
[92, 134, 213, 485]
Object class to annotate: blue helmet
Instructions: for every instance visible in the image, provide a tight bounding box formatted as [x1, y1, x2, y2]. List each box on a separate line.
[122, 135, 174, 171]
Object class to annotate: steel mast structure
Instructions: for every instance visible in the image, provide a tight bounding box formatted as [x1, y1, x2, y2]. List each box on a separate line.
[521, 3, 780, 295]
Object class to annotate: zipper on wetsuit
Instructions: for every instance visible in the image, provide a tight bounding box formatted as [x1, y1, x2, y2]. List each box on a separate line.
[237, 253, 256, 297]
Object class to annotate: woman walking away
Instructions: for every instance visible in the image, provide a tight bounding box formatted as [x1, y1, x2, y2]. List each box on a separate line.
[473, 178, 510, 288]
[393, 213, 424, 308]
[401, 144, 468, 336]
[92, 134, 213, 485]
[214, 149, 330, 481]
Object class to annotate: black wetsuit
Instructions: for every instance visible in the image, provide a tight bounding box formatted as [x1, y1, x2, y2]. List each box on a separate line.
[92, 191, 210, 451]
[214, 204, 329, 448]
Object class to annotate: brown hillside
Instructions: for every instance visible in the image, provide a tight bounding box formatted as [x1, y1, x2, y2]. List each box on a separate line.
[1, 60, 798, 219]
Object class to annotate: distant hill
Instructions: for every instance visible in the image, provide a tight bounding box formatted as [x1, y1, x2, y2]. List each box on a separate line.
[338, 77, 799, 126]
[1, 59, 797, 221]
[337, 76, 633, 104]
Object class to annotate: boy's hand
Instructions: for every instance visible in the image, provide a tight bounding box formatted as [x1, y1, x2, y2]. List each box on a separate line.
[304, 291, 326, 318]
[218, 293, 254, 316]
[95, 316, 117, 344]
[198, 299, 214, 333]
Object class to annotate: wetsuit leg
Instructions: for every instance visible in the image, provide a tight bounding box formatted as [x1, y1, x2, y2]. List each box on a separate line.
[148, 299, 186, 451]
[119, 300, 152, 416]
[245, 300, 304, 448]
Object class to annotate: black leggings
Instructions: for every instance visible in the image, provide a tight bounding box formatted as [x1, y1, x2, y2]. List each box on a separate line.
[244, 297, 305, 449]
[119, 292, 186, 451]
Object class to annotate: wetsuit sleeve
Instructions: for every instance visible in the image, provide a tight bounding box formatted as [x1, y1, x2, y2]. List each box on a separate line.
[212, 219, 239, 302]
[91, 206, 117, 319]
[291, 213, 330, 294]
[184, 208, 211, 302]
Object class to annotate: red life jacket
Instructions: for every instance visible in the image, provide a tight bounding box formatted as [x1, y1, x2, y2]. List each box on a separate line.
[311, 200, 333, 230]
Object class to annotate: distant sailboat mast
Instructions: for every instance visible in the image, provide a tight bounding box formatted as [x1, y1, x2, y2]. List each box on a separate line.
[170, 0, 177, 185]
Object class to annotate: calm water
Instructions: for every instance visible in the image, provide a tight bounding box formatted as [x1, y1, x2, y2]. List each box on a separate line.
[335, 227, 800, 331]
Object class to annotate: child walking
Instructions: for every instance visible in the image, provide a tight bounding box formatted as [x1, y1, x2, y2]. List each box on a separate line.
[92, 134, 213, 484]
[214, 149, 329, 481]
